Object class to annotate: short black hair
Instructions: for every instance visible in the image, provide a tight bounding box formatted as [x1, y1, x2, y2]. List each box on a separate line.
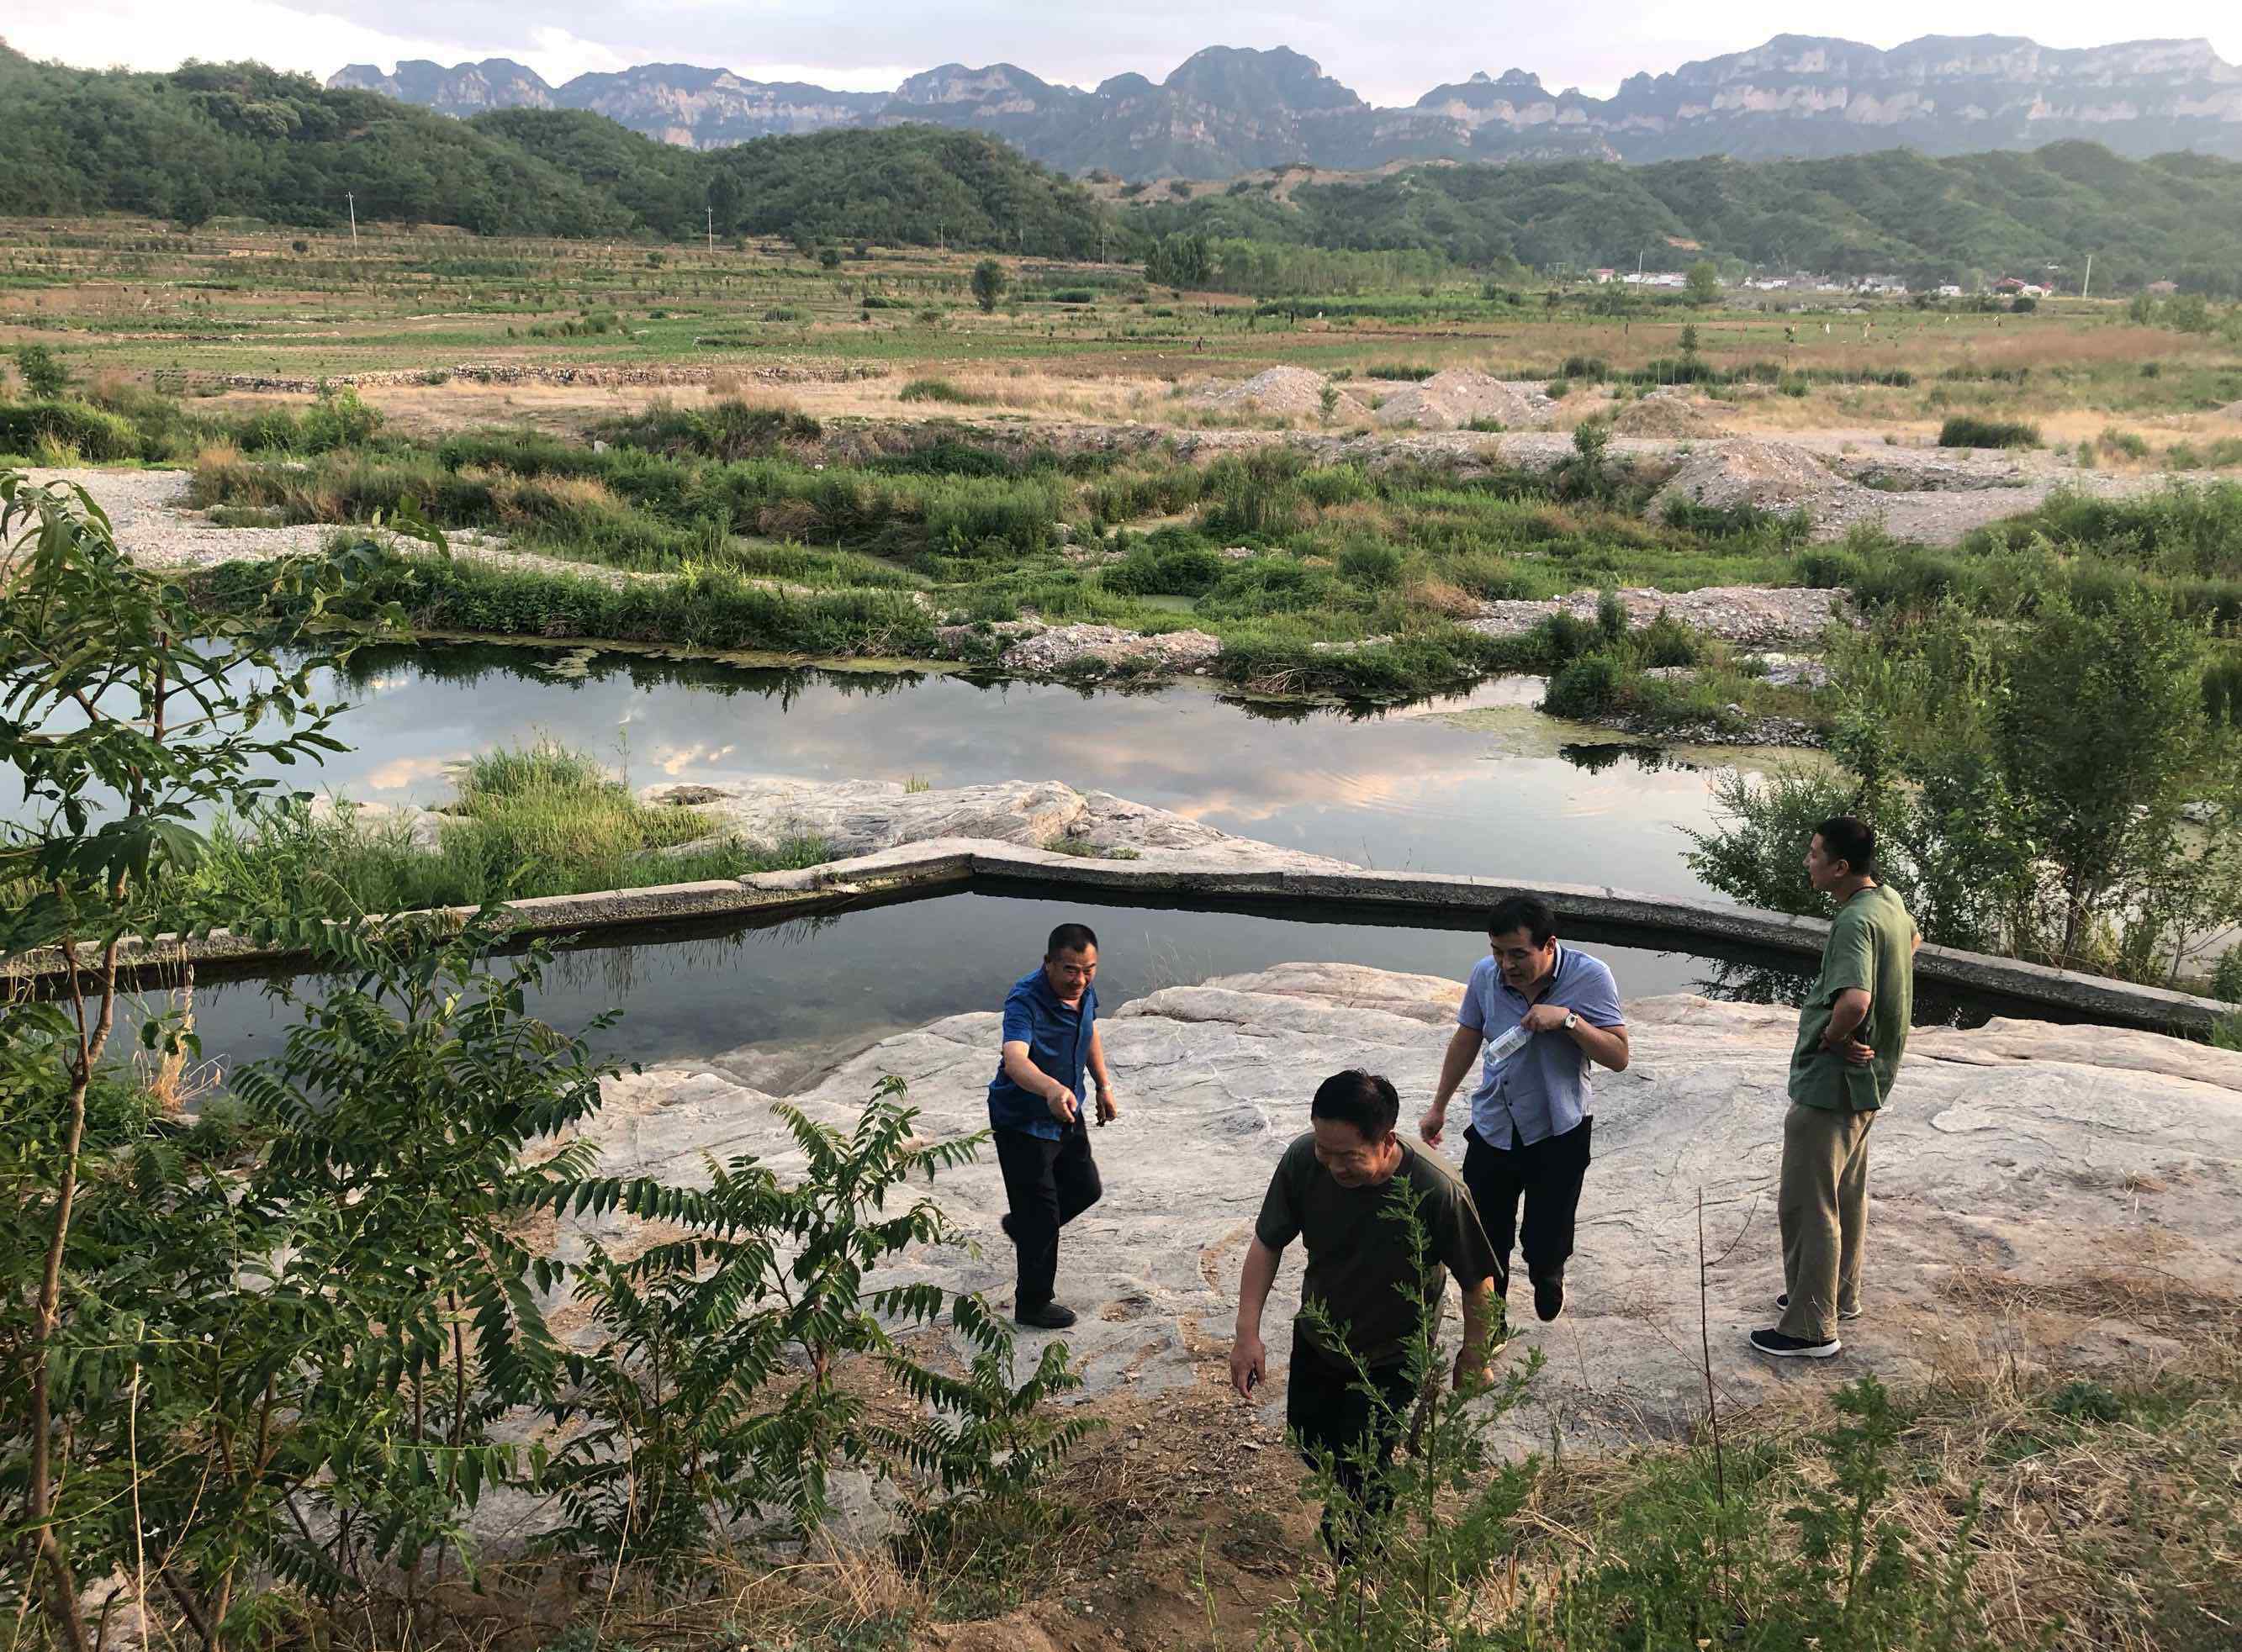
[1813, 815, 1876, 877]
[1311, 1069, 1399, 1138]
[1045, 921, 1099, 958]
[1486, 895, 1557, 947]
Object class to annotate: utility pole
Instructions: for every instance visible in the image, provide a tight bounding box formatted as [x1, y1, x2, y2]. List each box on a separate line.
[2081, 251, 2092, 300]
[706, 206, 713, 253]
[346, 191, 357, 245]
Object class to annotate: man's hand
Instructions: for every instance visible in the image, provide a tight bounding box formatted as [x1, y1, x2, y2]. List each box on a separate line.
[1229, 1332, 1266, 1398]
[1419, 1102, 1448, 1147]
[1452, 1348, 1496, 1393]
[1095, 1086, 1118, 1126]
[1044, 1085, 1080, 1126]
[1520, 1003, 1569, 1033]
[1839, 1037, 1875, 1067]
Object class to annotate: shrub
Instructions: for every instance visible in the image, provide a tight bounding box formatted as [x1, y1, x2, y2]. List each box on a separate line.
[1199, 447, 1309, 540]
[1336, 539, 1407, 588]
[13, 343, 73, 399]
[900, 377, 977, 404]
[1541, 653, 1622, 718]
[1559, 355, 1610, 381]
[1101, 533, 1226, 597]
[1939, 414, 2039, 450]
[299, 387, 383, 451]
[0, 400, 140, 461]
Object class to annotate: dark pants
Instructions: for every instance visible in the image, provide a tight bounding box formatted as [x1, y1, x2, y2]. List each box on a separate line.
[1461, 1116, 1594, 1300]
[993, 1120, 1102, 1311]
[1287, 1338, 1420, 1560]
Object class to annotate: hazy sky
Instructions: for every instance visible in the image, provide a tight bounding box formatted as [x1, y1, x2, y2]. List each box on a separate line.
[9, 1, 2242, 103]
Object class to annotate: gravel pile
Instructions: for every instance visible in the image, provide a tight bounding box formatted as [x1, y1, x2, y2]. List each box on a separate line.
[1467, 584, 1855, 647]
[1614, 392, 1727, 438]
[1193, 367, 1355, 419]
[1372, 369, 1537, 431]
[999, 623, 1224, 676]
[1650, 439, 1842, 515]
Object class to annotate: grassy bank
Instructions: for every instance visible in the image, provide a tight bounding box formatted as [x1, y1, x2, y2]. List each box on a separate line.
[185, 742, 828, 921]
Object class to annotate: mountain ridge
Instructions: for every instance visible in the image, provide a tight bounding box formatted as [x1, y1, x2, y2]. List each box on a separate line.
[329, 33, 2242, 173]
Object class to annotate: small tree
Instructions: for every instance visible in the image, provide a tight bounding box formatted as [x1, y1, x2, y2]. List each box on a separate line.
[1318, 383, 1340, 427]
[1684, 261, 1721, 306]
[13, 343, 71, 400]
[0, 472, 403, 1650]
[971, 257, 1008, 313]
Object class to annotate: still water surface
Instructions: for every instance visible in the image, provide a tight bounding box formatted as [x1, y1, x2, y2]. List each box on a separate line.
[108, 643, 1858, 1071]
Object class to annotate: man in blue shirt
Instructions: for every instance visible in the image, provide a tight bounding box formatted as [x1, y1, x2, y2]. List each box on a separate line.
[1420, 895, 1629, 1327]
[990, 921, 1118, 1330]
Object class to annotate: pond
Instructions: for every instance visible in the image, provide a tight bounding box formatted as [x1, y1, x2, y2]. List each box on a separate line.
[61, 637, 1955, 1075]
[244, 641, 1775, 899]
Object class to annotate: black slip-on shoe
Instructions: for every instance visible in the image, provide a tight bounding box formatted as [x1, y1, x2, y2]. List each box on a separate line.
[1531, 1272, 1566, 1323]
[1001, 1212, 1016, 1243]
[1014, 1301, 1077, 1331]
[1776, 1292, 1861, 1322]
[1748, 1327, 1841, 1359]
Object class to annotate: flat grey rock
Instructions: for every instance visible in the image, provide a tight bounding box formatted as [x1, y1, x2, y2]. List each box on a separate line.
[574, 963, 2242, 1453]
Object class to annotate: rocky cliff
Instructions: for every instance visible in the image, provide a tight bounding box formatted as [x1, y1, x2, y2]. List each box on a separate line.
[331, 34, 2242, 172]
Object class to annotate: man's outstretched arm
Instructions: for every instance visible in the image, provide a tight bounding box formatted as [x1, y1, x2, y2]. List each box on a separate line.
[1229, 1238, 1282, 1396]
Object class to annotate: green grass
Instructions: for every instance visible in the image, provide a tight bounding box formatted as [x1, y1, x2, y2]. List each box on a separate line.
[1938, 414, 2041, 449]
[185, 740, 829, 921]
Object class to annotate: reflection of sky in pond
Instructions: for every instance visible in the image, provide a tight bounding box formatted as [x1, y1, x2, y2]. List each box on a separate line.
[178, 891, 1827, 1076]
[175, 642, 1784, 901]
[50, 642, 1869, 1071]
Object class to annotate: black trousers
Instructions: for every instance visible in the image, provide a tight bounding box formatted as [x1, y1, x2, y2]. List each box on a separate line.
[992, 1120, 1102, 1311]
[1287, 1338, 1420, 1557]
[1461, 1116, 1594, 1299]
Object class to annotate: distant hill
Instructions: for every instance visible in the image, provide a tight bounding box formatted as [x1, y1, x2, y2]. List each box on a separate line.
[329, 34, 2242, 176]
[1130, 143, 2242, 294]
[0, 49, 1111, 251]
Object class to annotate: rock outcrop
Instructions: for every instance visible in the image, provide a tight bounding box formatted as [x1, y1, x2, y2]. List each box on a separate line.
[575, 963, 2242, 1449]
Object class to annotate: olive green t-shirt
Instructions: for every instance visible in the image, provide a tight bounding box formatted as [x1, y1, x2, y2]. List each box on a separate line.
[1253, 1133, 1498, 1368]
[1790, 883, 1917, 1112]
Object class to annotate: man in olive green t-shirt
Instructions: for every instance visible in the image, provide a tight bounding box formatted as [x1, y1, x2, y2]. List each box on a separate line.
[1229, 1069, 1501, 1560]
[1750, 815, 1919, 1360]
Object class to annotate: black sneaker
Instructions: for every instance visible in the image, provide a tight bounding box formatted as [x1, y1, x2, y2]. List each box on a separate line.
[1776, 1292, 1860, 1322]
[1001, 1212, 1016, 1243]
[1531, 1272, 1565, 1323]
[1748, 1327, 1841, 1359]
[1014, 1301, 1077, 1331]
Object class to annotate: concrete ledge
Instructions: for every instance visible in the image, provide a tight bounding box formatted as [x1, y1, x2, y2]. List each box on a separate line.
[5, 840, 2228, 1035]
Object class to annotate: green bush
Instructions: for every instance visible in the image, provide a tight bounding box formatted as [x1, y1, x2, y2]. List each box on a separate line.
[899, 377, 976, 404]
[1541, 653, 1623, 719]
[13, 342, 73, 399]
[0, 400, 141, 462]
[1336, 539, 1407, 588]
[1101, 532, 1226, 597]
[1938, 414, 2039, 450]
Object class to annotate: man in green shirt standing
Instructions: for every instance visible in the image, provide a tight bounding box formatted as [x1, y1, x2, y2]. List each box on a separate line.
[1229, 1069, 1502, 1560]
[1751, 815, 1920, 1360]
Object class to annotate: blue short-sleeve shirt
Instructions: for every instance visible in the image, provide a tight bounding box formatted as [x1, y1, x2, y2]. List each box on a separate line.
[1457, 944, 1625, 1147]
[987, 969, 1097, 1140]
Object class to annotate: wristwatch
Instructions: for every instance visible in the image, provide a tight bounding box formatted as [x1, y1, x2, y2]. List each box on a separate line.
[1562, 1011, 1579, 1032]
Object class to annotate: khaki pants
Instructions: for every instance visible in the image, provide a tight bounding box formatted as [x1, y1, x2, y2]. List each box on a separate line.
[1776, 1101, 1874, 1342]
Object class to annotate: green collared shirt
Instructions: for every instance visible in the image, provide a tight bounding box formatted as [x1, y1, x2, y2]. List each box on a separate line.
[1789, 883, 1916, 1112]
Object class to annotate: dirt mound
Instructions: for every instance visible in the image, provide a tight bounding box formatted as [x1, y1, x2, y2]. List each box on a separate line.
[1651, 439, 1841, 515]
[1372, 369, 1535, 431]
[1615, 392, 1726, 438]
[1194, 367, 1351, 418]
[2218, 399, 2242, 421]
